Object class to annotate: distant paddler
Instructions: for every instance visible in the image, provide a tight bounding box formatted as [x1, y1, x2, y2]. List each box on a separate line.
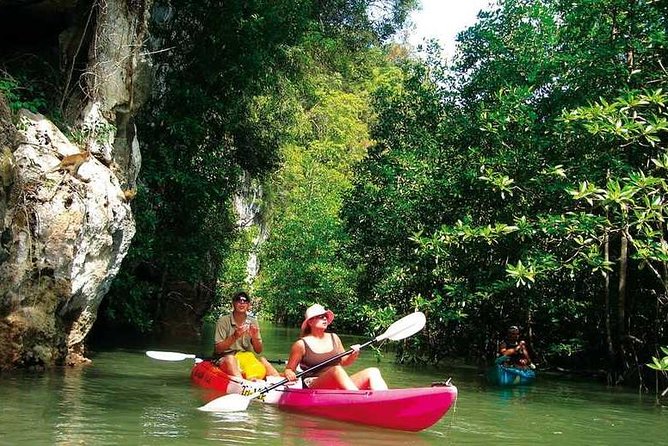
[498, 325, 535, 369]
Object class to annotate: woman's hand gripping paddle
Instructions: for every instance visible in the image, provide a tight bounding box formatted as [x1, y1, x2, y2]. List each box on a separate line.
[197, 311, 427, 412]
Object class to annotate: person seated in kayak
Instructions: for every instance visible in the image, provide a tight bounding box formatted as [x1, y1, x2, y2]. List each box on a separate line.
[498, 325, 535, 369]
[283, 303, 388, 390]
[214, 291, 280, 380]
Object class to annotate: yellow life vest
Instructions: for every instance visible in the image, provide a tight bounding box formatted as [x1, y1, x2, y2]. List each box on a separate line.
[235, 351, 266, 380]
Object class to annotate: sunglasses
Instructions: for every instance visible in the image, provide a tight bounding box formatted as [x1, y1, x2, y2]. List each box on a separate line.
[233, 298, 250, 303]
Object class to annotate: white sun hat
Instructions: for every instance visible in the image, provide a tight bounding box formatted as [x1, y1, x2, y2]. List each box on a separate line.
[300, 303, 335, 332]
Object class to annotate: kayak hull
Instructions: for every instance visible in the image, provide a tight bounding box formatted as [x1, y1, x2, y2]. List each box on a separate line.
[488, 364, 536, 386]
[191, 360, 234, 392]
[191, 361, 457, 431]
[190, 360, 289, 403]
[277, 386, 458, 432]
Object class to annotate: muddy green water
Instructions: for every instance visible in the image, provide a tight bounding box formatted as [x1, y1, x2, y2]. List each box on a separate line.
[1, 322, 665, 445]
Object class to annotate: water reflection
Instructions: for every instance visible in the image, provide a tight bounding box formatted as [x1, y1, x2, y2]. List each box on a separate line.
[279, 414, 434, 446]
[196, 397, 441, 445]
[55, 366, 88, 446]
[495, 384, 535, 404]
[202, 403, 283, 443]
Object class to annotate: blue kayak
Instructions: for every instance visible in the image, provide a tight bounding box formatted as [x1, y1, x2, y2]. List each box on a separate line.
[488, 357, 536, 386]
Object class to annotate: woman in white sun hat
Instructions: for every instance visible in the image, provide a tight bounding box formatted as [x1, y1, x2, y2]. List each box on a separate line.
[283, 303, 388, 390]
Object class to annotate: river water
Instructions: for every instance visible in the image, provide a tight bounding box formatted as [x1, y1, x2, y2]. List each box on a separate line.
[0, 322, 665, 445]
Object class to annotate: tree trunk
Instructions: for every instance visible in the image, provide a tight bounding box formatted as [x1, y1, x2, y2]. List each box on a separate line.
[618, 234, 628, 340]
[604, 232, 614, 361]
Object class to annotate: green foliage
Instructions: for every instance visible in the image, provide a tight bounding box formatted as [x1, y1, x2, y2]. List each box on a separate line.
[341, 0, 668, 375]
[104, 0, 415, 334]
[647, 346, 668, 371]
[343, 60, 454, 312]
[212, 226, 261, 320]
[561, 91, 668, 276]
[546, 339, 585, 358]
[102, 270, 157, 333]
[104, 0, 313, 331]
[0, 73, 47, 113]
[254, 32, 414, 332]
[68, 120, 117, 147]
[257, 81, 372, 328]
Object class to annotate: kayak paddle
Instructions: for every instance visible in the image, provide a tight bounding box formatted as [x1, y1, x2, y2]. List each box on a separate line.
[145, 350, 286, 364]
[198, 310, 427, 412]
[146, 351, 197, 361]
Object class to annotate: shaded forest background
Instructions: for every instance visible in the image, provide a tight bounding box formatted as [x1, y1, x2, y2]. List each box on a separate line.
[2, 0, 667, 390]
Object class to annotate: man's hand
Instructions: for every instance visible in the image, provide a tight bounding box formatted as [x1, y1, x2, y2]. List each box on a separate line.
[234, 323, 249, 339]
[249, 324, 260, 339]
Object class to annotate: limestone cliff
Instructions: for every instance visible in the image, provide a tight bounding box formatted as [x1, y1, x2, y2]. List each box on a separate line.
[0, 0, 153, 368]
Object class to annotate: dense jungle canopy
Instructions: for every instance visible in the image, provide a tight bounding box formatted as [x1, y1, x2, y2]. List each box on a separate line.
[2, 0, 667, 390]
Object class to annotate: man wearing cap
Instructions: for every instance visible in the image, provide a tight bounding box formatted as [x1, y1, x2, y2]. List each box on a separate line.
[499, 325, 534, 368]
[214, 291, 279, 379]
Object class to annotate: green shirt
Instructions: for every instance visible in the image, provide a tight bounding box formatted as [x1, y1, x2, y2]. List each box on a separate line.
[214, 313, 261, 355]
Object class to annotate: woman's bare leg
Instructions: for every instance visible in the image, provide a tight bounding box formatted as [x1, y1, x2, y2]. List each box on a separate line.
[309, 365, 358, 390]
[351, 367, 388, 390]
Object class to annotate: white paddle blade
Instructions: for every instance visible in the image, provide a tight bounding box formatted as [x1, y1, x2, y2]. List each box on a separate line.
[376, 311, 426, 342]
[146, 351, 196, 361]
[198, 394, 252, 412]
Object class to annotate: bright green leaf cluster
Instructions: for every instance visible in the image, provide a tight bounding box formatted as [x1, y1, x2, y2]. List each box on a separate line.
[647, 347, 668, 371]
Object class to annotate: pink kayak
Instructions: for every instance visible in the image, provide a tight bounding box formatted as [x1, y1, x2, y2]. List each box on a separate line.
[191, 361, 457, 431]
[277, 386, 457, 431]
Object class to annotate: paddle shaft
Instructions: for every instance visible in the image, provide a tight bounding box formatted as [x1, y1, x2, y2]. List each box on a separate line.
[204, 356, 286, 365]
